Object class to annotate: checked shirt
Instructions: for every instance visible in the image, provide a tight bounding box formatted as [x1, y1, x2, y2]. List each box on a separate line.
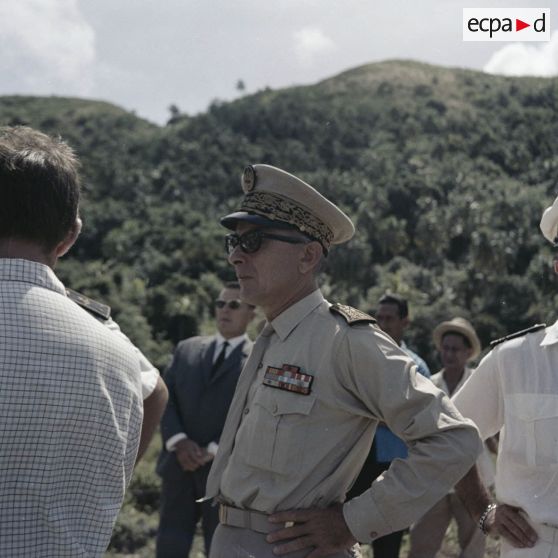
[0, 259, 143, 557]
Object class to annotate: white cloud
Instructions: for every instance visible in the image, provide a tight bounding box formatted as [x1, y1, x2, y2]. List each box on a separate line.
[0, 0, 95, 95]
[294, 27, 336, 65]
[483, 30, 558, 77]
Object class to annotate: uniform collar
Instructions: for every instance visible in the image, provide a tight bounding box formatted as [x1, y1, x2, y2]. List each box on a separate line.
[0, 258, 66, 296]
[540, 321, 558, 346]
[270, 289, 325, 342]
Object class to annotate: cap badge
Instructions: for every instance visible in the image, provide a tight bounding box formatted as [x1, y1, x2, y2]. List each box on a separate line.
[242, 165, 257, 192]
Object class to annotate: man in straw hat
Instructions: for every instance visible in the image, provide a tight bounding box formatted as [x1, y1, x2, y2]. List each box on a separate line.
[204, 164, 482, 558]
[451, 196, 558, 558]
[409, 317, 495, 558]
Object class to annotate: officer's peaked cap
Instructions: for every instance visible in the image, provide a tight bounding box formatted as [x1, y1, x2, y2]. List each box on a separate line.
[220, 164, 355, 251]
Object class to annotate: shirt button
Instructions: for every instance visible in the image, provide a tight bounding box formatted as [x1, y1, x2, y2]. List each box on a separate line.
[369, 531, 378, 539]
[257, 362, 263, 369]
[243, 408, 250, 415]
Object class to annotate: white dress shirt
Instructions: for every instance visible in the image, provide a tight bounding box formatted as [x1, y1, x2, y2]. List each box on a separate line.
[453, 322, 558, 527]
[212, 333, 248, 364]
[431, 368, 495, 488]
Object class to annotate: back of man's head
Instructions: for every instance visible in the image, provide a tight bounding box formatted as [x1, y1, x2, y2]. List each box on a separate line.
[0, 126, 81, 252]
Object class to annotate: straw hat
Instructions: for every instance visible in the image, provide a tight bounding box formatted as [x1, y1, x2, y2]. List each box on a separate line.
[433, 317, 481, 361]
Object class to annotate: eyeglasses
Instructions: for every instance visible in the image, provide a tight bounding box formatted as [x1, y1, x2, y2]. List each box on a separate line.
[225, 229, 309, 255]
[215, 299, 244, 310]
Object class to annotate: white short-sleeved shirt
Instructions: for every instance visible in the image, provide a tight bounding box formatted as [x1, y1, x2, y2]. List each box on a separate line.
[453, 322, 558, 526]
[0, 258, 144, 557]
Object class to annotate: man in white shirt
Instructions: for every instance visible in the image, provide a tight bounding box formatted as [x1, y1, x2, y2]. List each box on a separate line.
[156, 282, 255, 557]
[453, 195, 558, 557]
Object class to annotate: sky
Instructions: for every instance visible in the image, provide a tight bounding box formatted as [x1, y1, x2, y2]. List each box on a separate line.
[0, 0, 556, 125]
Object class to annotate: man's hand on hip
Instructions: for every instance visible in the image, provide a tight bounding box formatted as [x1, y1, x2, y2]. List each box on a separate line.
[175, 439, 210, 471]
[487, 504, 538, 548]
[266, 504, 357, 557]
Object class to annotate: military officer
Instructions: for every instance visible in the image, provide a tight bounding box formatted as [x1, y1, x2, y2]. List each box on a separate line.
[453, 195, 558, 557]
[205, 164, 482, 558]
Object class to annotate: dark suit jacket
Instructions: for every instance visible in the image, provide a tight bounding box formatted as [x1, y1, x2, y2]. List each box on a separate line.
[157, 335, 252, 477]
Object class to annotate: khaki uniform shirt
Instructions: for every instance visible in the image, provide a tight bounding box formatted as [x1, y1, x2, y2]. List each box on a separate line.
[208, 290, 481, 543]
[453, 322, 558, 527]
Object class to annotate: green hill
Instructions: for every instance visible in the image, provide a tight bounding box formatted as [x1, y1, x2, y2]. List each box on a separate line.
[2, 60, 557, 371]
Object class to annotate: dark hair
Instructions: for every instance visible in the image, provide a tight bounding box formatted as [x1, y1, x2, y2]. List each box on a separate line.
[378, 293, 409, 319]
[0, 126, 81, 251]
[441, 331, 472, 349]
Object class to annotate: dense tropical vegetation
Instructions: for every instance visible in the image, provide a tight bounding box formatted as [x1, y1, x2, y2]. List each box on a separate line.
[2, 60, 557, 555]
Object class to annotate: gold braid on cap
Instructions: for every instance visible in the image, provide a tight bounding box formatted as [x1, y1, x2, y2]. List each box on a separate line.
[240, 191, 333, 248]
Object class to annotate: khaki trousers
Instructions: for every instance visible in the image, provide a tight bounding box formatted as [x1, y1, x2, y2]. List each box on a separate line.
[209, 524, 361, 558]
[408, 493, 485, 558]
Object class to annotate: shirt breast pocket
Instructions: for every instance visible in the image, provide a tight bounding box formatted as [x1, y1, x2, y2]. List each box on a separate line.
[506, 394, 558, 467]
[246, 390, 316, 476]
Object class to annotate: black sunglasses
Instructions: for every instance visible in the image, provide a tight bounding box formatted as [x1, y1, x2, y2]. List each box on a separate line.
[225, 229, 309, 255]
[215, 299, 244, 310]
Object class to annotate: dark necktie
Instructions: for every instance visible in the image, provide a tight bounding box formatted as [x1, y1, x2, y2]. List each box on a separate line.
[211, 341, 229, 376]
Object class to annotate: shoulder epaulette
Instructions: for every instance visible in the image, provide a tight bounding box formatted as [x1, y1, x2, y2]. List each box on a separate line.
[66, 288, 111, 321]
[330, 303, 376, 326]
[490, 323, 546, 348]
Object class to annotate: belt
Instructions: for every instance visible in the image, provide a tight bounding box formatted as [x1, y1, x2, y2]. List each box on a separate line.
[219, 504, 293, 534]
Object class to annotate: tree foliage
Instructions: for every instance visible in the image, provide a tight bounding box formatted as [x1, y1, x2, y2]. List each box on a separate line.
[2, 60, 557, 369]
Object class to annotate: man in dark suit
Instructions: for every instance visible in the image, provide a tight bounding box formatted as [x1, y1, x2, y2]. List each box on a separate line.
[156, 282, 255, 557]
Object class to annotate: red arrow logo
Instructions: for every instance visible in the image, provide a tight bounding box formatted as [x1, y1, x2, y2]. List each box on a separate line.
[516, 19, 530, 31]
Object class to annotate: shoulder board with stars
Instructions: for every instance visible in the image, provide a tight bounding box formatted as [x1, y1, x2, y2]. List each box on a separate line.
[330, 303, 376, 326]
[66, 288, 111, 321]
[490, 323, 546, 348]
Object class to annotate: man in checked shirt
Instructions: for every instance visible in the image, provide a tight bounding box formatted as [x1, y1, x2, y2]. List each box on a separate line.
[0, 126, 144, 557]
